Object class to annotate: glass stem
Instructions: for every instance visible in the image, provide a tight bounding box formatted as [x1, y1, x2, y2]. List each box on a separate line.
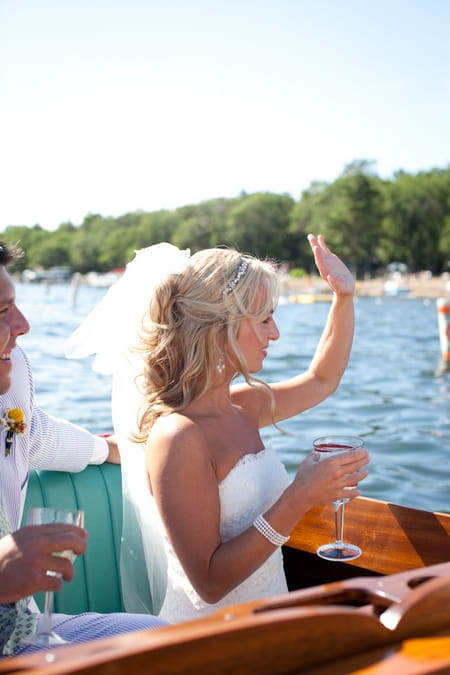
[41, 591, 54, 635]
[333, 501, 345, 548]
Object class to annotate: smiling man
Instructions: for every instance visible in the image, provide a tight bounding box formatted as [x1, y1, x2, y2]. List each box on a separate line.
[0, 241, 167, 657]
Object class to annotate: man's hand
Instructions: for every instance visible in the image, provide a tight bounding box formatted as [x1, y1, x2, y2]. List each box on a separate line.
[0, 524, 88, 604]
[101, 434, 121, 464]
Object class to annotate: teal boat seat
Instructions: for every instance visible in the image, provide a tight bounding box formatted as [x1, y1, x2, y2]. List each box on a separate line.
[23, 463, 125, 614]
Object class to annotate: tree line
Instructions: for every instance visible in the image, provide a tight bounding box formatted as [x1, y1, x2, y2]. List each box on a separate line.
[2, 160, 449, 278]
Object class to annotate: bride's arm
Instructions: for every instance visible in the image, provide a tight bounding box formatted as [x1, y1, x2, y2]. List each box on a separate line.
[146, 414, 368, 604]
[256, 234, 356, 427]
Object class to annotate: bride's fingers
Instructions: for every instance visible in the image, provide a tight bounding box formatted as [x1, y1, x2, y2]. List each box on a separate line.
[317, 234, 331, 253]
[342, 468, 368, 490]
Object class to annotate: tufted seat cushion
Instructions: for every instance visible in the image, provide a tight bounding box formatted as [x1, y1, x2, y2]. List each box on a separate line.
[23, 463, 124, 614]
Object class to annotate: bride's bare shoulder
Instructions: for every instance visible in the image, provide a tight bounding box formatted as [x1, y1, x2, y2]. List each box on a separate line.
[149, 412, 207, 450]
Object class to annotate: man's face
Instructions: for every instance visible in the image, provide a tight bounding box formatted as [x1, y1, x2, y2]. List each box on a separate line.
[0, 266, 30, 394]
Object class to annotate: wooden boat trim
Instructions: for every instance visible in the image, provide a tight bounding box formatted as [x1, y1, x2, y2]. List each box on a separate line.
[284, 495, 450, 589]
[4, 495, 449, 674]
[4, 566, 450, 674]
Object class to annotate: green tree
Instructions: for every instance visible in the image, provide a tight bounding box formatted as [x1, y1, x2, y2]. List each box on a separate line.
[288, 181, 332, 271]
[131, 210, 179, 251]
[1, 162, 448, 274]
[439, 217, 450, 270]
[380, 168, 450, 273]
[69, 214, 116, 272]
[1, 225, 48, 270]
[223, 192, 295, 260]
[29, 222, 75, 268]
[172, 198, 237, 252]
[290, 161, 384, 276]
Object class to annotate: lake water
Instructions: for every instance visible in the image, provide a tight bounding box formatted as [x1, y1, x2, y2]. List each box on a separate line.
[16, 282, 450, 514]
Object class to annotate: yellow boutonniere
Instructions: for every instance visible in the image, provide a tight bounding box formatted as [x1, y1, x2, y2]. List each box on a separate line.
[1, 408, 27, 456]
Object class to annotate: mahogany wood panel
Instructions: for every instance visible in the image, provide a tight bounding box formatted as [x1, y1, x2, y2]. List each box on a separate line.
[286, 496, 450, 576]
[4, 563, 450, 675]
[4, 497, 450, 674]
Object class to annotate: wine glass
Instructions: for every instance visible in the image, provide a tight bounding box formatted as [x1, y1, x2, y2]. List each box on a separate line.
[313, 435, 364, 561]
[25, 507, 85, 647]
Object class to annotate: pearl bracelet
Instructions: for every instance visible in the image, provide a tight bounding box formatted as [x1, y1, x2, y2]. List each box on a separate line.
[253, 514, 289, 547]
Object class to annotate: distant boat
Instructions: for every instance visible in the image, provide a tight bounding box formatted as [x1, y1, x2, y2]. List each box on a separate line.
[84, 270, 124, 288]
[383, 279, 410, 296]
[384, 262, 410, 296]
[289, 292, 333, 304]
[22, 266, 72, 283]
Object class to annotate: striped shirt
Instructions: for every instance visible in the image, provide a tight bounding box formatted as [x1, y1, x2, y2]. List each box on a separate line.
[0, 346, 107, 530]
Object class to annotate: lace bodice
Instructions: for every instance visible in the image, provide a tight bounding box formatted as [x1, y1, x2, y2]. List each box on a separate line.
[158, 447, 291, 623]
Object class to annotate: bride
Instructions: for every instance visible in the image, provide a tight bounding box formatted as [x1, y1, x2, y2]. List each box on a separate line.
[66, 235, 369, 623]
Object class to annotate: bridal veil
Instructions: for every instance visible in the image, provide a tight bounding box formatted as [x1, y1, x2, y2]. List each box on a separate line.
[65, 243, 190, 614]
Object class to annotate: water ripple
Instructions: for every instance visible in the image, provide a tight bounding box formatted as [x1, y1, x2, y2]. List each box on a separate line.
[16, 284, 450, 513]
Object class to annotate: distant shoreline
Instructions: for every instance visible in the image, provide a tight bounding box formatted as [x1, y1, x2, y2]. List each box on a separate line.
[15, 270, 450, 300]
[283, 274, 450, 299]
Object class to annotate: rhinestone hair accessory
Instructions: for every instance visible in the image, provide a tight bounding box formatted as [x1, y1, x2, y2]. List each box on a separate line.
[224, 259, 249, 295]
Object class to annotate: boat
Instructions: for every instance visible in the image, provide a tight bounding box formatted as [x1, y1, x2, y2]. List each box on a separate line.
[22, 267, 73, 284]
[4, 464, 450, 674]
[83, 270, 124, 288]
[289, 292, 333, 304]
[383, 262, 410, 297]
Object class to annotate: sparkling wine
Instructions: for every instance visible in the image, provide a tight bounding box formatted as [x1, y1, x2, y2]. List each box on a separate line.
[24, 507, 85, 646]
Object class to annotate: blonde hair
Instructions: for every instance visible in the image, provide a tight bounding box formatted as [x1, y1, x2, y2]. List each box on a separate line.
[136, 247, 280, 440]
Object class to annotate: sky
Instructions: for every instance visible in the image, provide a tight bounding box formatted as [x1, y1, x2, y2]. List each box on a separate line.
[1, 0, 449, 231]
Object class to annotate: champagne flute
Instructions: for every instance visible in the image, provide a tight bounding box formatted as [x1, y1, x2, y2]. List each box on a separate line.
[25, 507, 85, 647]
[313, 435, 364, 561]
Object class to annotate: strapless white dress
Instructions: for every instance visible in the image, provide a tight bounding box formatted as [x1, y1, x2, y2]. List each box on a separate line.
[158, 447, 291, 623]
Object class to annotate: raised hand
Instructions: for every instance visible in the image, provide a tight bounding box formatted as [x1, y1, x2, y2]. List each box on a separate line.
[308, 234, 355, 296]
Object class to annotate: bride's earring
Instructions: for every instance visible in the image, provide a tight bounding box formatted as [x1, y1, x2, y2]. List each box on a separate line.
[217, 357, 225, 374]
